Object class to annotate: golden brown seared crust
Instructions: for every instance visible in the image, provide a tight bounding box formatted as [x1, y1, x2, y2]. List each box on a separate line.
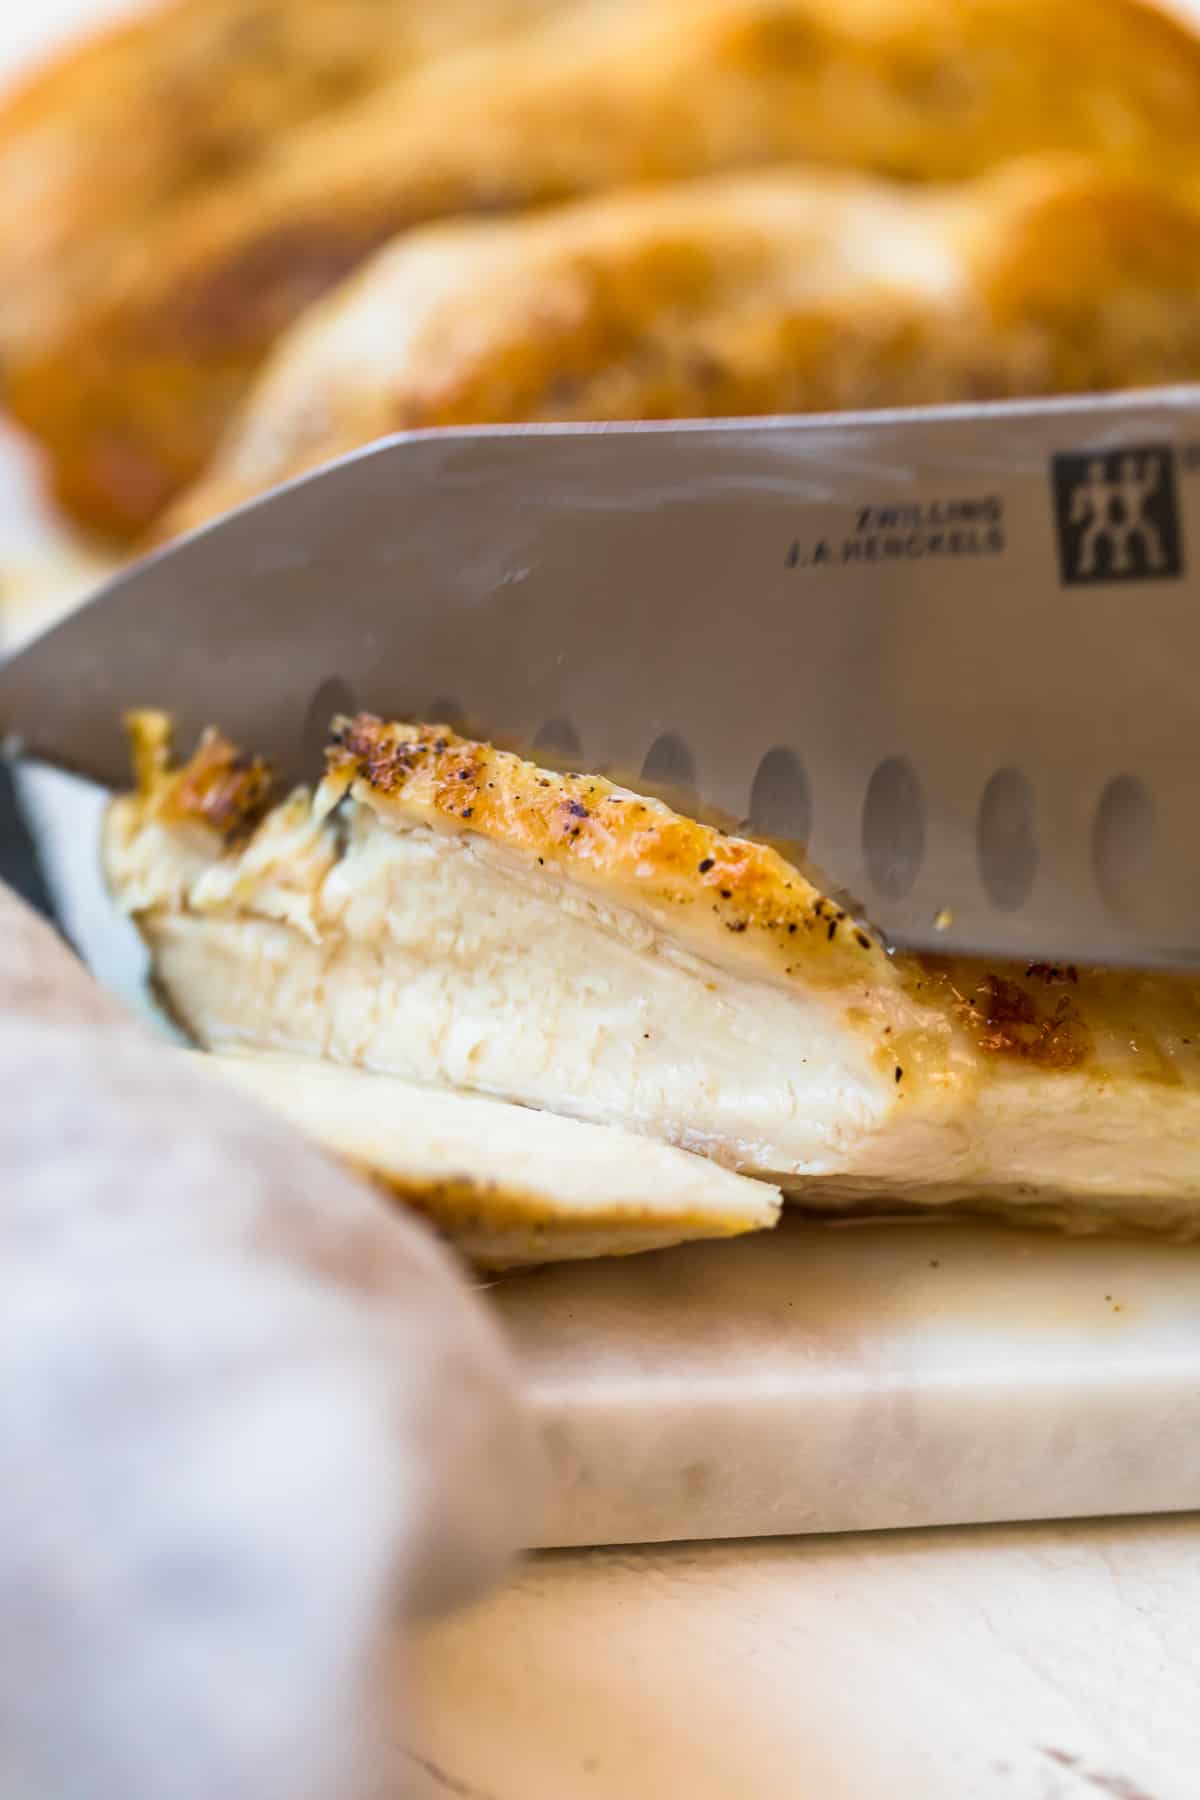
[127, 711, 1200, 1089]
[326, 718, 1200, 1079]
[322, 714, 889, 991]
[127, 709, 277, 841]
[0, 0, 565, 395]
[369, 1173, 775, 1265]
[13, 0, 1200, 538]
[364, 1168, 771, 1265]
[125, 706, 889, 989]
[160, 156, 1200, 537]
[368, 1167, 716, 1241]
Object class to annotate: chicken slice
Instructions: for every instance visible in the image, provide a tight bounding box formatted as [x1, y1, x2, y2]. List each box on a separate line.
[197, 1050, 781, 1265]
[12, 0, 1200, 536]
[104, 715, 1200, 1238]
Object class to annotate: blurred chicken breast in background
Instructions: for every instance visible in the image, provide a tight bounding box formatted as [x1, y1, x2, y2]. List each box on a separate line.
[7, 0, 1200, 538]
[161, 157, 1200, 536]
[0, 0, 569, 370]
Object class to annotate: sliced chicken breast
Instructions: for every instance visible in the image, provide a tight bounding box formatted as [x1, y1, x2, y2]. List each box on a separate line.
[199, 1050, 781, 1265]
[105, 715, 1200, 1238]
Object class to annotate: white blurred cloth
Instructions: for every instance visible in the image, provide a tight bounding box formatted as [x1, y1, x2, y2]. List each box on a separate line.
[0, 887, 537, 1800]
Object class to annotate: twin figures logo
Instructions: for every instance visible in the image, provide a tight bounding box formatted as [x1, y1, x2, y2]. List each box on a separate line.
[1050, 444, 1183, 584]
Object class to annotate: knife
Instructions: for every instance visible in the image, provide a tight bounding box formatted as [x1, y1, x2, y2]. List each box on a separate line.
[3, 388, 1199, 967]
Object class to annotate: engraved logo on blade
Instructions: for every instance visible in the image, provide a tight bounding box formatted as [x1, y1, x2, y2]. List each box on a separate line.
[1051, 446, 1183, 585]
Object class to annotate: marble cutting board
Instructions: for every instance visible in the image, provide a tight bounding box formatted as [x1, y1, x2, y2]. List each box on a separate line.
[494, 1213, 1200, 1546]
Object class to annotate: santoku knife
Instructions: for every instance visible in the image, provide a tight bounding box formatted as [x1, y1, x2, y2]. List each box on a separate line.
[3, 388, 1199, 967]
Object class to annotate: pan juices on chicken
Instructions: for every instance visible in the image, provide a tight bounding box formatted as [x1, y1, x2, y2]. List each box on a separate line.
[104, 714, 1200, 1259]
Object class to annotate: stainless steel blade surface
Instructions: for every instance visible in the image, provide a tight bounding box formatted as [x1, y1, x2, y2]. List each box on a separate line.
[2, 393, 1199, 966]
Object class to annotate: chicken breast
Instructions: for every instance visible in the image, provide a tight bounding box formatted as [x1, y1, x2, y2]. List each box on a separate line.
[200, 1050, 781, 1265]
[0, 0, 566, 377]
[105, 715, 1200, 1238]
[12, 0, 1200, 537]
[161, 156, 1200, 538]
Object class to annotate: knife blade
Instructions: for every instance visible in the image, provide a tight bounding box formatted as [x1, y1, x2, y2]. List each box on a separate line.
[2, 390, 1199, 967]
